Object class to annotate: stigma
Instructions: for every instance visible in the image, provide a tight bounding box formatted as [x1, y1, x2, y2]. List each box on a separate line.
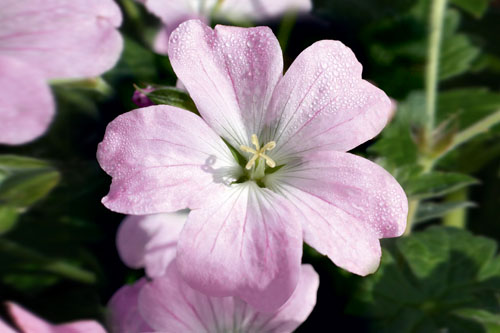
[240, 134, 276, 170]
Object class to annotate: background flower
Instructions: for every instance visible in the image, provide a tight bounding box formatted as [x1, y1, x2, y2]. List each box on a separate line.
[0, 0, 123, 145]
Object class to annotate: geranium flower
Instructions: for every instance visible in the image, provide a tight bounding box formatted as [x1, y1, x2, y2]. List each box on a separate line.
[137, 0, 312, 54]
[0, 302, 106, 333]
[0, 0, 123, 145]
[98, 20, 408, 311]
[108, 262, 318, 333]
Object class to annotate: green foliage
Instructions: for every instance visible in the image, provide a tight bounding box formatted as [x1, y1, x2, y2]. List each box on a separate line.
[350, 227, 500, 332]
[450, 0, 491, 18]
[415, 200, 476, 223]
[406, 172, 478, 199]
[0, 155, 60, 211]
[145, 87, 198, 113]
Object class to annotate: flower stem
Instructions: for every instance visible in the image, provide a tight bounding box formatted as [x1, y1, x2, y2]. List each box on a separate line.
[424, 0, 448, 146]
[406, 0, 448, 235]
[443, 188, 467, 228]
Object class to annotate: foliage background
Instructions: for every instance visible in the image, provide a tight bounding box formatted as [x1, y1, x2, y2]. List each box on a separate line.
[1, 0, 500, 331]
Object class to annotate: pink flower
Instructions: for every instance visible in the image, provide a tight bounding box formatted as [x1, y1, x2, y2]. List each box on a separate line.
[137, 0, 312, 54]
[0, 302, 106, 333]
[98, 20, 408, 311]
[0, 0, 123, 145]
[108, 262, 319, 333]
[116, 212, 186, 278]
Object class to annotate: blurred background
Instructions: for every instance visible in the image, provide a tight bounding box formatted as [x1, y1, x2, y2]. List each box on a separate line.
[1, 0, 500, 332]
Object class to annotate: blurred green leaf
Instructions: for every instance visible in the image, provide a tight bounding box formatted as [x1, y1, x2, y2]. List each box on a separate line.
[440, 34, 480, 80]
[0, 155, 60, 209]
[455, 309, 500, 332]
[369, 92, 425, 167]
[415, 200, 476, 223]
[146, 87, 198, 113]
[450, 0, 490, 18]
[406, 172, 479, 199]
[0, 206, 18, 235]
[350, 227, 500, 333]
[438, 88, 500, 130]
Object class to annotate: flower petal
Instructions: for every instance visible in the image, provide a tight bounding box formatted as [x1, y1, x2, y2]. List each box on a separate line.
[168, 20, 283, 148]
[139, 261, 318, 332]
[7, 302, 106, 333]
[176, 182, 303, 312]
[0, 0, 123, 79]
[117, 212, 187, 278]
[0, 319, 16, 333]
[246, 264, 319, 332]
[220, 0, 312, 20]
[107, 278, 152, 333]
[0, 56, 54, 145]
[97, 105, 237, 214]
[266, 40, 392, 160]
[274, 151, 407, 275]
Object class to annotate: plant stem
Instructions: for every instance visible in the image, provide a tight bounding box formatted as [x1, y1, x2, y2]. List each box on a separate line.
[424, 0, 448, 147]
[443, 188, 467, 228]
[406, 0, 448, 235]
[437, 109, 500, 162]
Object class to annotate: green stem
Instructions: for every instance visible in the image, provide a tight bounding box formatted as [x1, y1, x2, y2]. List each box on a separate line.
[443, 188, 467, 228]
[436, 109, 500, 161]
[424, 0, 448, 147]
[406, 0, 448, 235]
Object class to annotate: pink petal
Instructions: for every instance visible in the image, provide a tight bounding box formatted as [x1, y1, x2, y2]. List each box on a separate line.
[138, 262, 318, 332]
[176, 183, 303, 312]
[266, 40, 392, 159]
[220, 0, 312, 20]
[97, 105, 237, 214]
[0, 318, 17, 333]
[246, 264, 319, 332]
[141, 0, 204, 26]
[0, 0, 123, 79]
[168, 20, 283, 148]
[6, 302, 106, 333]
[278, 151, 407, 275]
[0, 56, 54, 145]
[117, 212, 187, 278]
[153, 26, 170, 55]
[107, 278, 152, 333]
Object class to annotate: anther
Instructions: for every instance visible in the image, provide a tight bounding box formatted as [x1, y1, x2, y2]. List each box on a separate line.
[240, 134, 277, 170]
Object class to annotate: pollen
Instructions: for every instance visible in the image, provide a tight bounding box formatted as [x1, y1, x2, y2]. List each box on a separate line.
[240, 134, 276, 170]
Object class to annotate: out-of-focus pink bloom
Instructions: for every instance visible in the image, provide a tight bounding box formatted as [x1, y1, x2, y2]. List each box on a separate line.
[0, 0, 123, 145]
[1, 302, 106, 333]
[138, 0, 312, 54]
[132, 86, 156, 108]
[117, 212, 186, 278]
[108, 262, 319, 333]
[98, 20, 407, 312]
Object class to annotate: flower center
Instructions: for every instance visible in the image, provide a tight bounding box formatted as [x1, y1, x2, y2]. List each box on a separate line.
[240, 134, 277, 171]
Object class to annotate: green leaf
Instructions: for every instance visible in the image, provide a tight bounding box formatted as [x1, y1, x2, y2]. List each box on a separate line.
[440, 34, 480, 80]
[146, 87, 198, 113]
[415, 200, 476, 223]
[455, 309, 500, 332]
[438, 88, 500, 130]
[450, 0, 490, 18]
[406, 172, 479, 199]
[369, 92, 425, 167]
[0, 206, 18, 235]
[350, 227, 500, 333]
[0, 155, 60, 208]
